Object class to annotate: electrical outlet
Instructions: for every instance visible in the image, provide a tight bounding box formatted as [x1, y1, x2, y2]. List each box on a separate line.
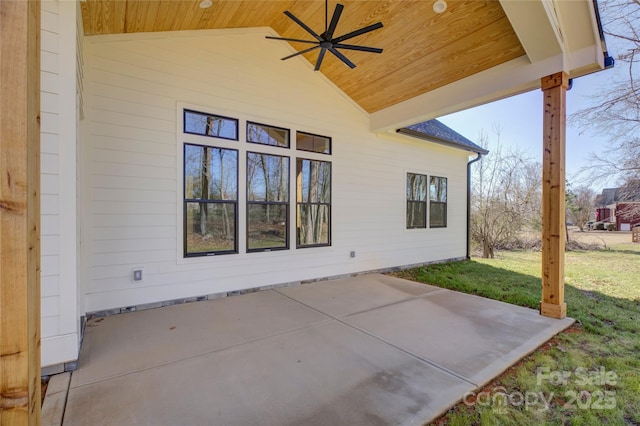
[132, 268, 143, 282]
[350, 251, 356, 258]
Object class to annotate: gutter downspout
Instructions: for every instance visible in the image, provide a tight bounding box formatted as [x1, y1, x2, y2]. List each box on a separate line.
[467, 153, 483, 260]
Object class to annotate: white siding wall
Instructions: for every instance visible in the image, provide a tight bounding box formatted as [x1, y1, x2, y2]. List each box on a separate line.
[82, 30, 470, 312]
[40, 0, 80, 367]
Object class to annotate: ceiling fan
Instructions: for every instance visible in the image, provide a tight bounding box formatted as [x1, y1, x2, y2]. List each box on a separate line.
[265, 0, 383, 71]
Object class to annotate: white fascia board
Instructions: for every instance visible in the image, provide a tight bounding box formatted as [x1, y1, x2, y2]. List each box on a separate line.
[558, 0, 604, 71]
[568, 45, 604, 77]
[370, 54, 564, 133]
[370, 0, 606, 133]
[499, 0, 564, 63]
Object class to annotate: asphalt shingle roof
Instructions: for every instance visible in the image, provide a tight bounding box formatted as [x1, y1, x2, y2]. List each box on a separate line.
[398, 119, 488, 155]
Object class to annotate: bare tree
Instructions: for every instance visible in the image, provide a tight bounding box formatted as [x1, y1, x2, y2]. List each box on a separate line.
[566, 184, 596, 231]
[571, 0, 640, 183]
[471, 130, 542, 258]
[199, 146, 211, 236]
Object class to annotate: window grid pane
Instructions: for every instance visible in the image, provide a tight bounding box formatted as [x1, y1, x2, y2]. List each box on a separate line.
[247, 122, 290, 148]
[247, 204, 288, 250]
[407, 173, 427, 201]
[407, 173, 427, 229]
[247, 152, 290, 202]
[184, 110, 238, 140]
[185, 202, 237, 255]
[298, 204, 330, 246]
[406, 201, 426, 228]
[184, 143, 238, 256]
[297, 159, 331, 247]
[247, 152, 290, 251]
[296, 131, 331, 154]
[429, 176, 447, 228]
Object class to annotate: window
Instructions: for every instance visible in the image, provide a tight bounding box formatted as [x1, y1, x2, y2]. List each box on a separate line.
[181, 108, 334, 256]
[296, 131, 331, 154]
[184, 144, 238, 256]
[430, 176, 447, 228]
[247, 122, 290, 148]
[184, 110, 238, 140]
[247, 152, 290, 251]
[297, 159, 331, 247]
[407, 173, 427, 229]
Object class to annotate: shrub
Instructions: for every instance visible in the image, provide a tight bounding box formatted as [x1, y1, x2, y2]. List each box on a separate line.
[607, 223, 616, 231]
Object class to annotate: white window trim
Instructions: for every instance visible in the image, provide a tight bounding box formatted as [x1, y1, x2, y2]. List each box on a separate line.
[175, 101, 335, 264]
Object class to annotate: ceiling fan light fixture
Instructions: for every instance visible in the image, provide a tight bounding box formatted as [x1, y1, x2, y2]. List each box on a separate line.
[199, 0, 213, 9]
[433, 0, 447, 14]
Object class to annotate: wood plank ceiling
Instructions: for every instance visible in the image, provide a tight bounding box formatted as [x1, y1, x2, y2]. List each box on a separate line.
[80, 0, 526, 114]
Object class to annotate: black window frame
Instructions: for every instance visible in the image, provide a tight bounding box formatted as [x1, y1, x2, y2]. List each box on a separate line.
[183, 109, 239, 141]
[183, 143, 239, 257]
[429, 176, 448, 228]
[296, 158, 332, 248]
[246, 121, 290, 149]
[246, 151, 291, 253]
[406, 172, 428, 229]
[296, 131, 332, 155]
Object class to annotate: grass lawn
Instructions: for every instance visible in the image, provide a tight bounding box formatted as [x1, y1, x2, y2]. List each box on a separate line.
[394, 243, 640, 425]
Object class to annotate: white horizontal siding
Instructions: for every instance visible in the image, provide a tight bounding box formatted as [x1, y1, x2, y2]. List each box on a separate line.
[40, 0, 81, 367]
[41, 275, 60, 298]
[41, 71, 59, 94]
[82, 30, 470, 312]
[92, 226, 176, 241]
[40, 1, 61, 350]
[41, 255, 60, 277]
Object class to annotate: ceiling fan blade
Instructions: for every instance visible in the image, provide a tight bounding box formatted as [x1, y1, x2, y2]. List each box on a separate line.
[265, 36, 318, 45]
[315, 48, 327, 71]
[332, 22, 383, 44]
[281, 45, 320, 61]
[325, 4, 344, 40]
[334, 44, 383, 54]
[329, 47, 356, 69]
[284, 11, 323, 41]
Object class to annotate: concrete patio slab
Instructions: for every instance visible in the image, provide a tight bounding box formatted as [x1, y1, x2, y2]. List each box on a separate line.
[278, 273, 440, 318]
[64, 321, 474, 426]
[71, 290, 330, 388]
[60, 274, 573, 425]
[42, 372, 71, 426]
[345, 289, 574, 386]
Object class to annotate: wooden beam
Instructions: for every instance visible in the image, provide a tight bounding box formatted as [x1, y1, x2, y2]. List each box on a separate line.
[0, 0, 41, 424]
[540, 71, 567, 319]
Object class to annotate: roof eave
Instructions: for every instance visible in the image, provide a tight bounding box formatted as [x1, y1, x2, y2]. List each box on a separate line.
[396, 128, 489, 155]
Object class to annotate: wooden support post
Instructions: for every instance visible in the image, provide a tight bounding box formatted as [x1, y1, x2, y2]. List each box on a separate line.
[540, 72, 567, 319]
[0, 0, 42, 424]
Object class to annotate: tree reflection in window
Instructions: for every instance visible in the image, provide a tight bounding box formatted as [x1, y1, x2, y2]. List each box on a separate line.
[184, 144, 238, 256]
[184, 110, 238, 140]
[247, 122, 289, 148]
[297, 159, 331, 247]
[430, 176, 447, 228]
[407, 173, 427, 228]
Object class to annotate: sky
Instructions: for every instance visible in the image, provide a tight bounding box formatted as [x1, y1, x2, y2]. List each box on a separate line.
[437, 13, 627, 192]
